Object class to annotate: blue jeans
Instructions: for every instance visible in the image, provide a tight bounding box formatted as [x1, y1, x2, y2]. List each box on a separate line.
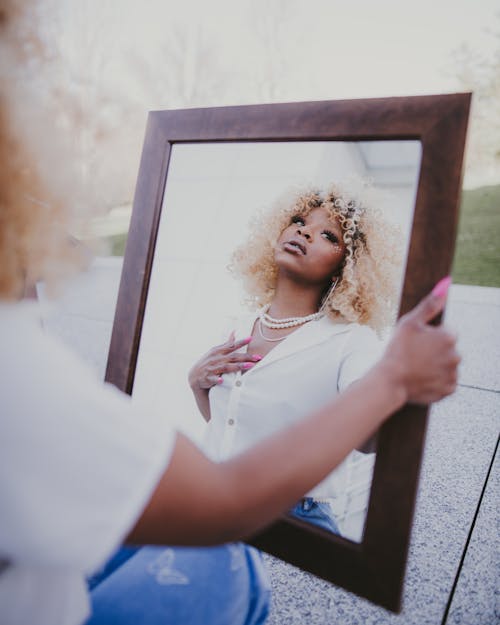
[86, 544, 270, 625]
[289, 498, 340, 534]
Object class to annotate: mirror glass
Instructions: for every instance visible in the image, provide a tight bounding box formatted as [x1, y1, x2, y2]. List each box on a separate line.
[131, 140, 421, 542]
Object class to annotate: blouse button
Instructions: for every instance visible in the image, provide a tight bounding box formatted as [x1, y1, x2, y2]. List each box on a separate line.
[235, 380, 242, 387]
[228, 418, 235, 426]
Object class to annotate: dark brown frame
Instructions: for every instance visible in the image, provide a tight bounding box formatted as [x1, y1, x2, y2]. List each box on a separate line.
[105, 94, 470, 611]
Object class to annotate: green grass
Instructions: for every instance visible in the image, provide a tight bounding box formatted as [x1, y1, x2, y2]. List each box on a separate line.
[452, 184, 500, 287]
[107, 232, 128, 257]
[103, 184, 500, 288]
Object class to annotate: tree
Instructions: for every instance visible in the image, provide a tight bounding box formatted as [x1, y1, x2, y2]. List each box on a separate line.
[451, 24, 500, 187]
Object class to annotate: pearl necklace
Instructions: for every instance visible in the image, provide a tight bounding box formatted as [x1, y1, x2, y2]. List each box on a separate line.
[258, 319, 291, 342]
[259, 305, 324, 329]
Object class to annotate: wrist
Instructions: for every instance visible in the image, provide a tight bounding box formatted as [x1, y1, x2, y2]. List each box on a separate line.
[188, 369, 200, 391]
[190, 378, 209, 396]
[374, 356, 408, 412]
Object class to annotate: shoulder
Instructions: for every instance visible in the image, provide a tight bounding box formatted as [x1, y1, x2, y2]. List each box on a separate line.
[335, 322, 384, 359]
[345, 322, 380, 342]
[318, 317, 378, 343]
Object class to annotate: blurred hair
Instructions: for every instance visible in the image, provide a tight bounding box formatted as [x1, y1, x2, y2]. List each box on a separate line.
[0, 0, 89, 299]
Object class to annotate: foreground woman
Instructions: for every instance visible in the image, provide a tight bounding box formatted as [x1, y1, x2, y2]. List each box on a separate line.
[0, 4, 459, 623]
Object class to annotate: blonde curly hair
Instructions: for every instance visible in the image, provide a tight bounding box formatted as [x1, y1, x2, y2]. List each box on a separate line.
[230, 184, 403, 335]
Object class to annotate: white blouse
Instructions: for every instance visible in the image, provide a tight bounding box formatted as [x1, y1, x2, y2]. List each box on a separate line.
[204, 313, 384, 541]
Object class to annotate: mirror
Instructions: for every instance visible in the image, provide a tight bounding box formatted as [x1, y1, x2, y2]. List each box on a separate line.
[106, 95, 470, 611]
[130, 140, 422, 544]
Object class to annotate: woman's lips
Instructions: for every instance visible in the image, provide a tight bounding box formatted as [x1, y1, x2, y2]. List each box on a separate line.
[283, 240, 306, 255]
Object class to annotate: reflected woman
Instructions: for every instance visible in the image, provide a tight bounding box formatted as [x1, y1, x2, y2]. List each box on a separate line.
[189, 185, 402, 540]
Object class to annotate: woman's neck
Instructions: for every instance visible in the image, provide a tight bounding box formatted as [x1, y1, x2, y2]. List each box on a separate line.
[268, 277, 324, 319]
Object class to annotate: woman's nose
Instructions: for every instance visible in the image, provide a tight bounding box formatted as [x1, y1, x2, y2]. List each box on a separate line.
[296, 228, 311, 240]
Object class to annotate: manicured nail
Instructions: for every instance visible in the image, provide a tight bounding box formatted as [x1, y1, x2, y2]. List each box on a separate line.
[217, 377, 223, 384]
[242, 336, 253, 344]
[242, 363, 255, 370]
[432, 276, 452, 298]
[251, 354, 262, 361]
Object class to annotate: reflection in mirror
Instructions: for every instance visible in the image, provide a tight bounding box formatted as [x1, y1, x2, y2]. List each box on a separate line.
[131, 141, 421, 542]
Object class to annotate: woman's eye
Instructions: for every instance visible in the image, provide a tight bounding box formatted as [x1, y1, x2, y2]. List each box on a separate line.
[322, 230, 339, 244]
[291, 215, 305, 226]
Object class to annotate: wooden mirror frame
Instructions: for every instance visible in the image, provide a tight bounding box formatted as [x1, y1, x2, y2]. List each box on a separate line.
[105, 94, 470, 611]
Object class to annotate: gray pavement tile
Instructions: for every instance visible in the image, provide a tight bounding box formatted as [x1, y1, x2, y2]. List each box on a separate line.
[43, 315, 114, 381]
[446, 441, 499, 625]
[38, 257, 123, 322]
[446, 286, 500, 393]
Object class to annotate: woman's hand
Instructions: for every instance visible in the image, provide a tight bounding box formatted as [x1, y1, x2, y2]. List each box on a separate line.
[381, 278, 460, 405]
[188, 333, 261, 421]
[189, 332, 261, 390]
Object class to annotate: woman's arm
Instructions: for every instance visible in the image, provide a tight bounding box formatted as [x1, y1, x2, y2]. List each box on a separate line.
[188, 385, 212, 422]
[129, 285, 459, 546]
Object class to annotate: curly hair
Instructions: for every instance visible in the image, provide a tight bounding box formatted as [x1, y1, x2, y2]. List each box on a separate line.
[230, 184, 403, 335]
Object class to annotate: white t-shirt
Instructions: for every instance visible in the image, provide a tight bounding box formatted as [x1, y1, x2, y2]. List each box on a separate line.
[0, 302, 176, 625]
[204, 313, 384, 541]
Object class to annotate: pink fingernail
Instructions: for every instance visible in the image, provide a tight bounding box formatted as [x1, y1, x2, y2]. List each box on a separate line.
[251, 354, 262, 361]
[217, 377, 223, 384]
[242, 363, 254, 370]
[432, 276, 452, 298]
[242, 336, 253, 344]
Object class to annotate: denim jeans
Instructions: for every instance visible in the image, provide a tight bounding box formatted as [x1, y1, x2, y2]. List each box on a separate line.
[86, 543, 270, 625]
[289, 497, 340, 534]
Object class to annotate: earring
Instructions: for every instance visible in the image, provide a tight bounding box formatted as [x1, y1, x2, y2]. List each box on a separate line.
[320, 277, 339, 312]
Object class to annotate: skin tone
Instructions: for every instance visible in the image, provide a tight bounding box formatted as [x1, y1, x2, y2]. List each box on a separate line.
[189, 207, 348, 420]
[129, 285, 460, 545]
[251, 206, 346, 355]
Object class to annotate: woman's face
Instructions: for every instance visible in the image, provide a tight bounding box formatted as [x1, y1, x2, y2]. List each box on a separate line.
[275, 206, 347, 287]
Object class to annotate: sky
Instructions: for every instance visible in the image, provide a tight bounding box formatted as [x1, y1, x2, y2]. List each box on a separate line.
[35, 0, 500, 215]
[53, 0, 499, 101]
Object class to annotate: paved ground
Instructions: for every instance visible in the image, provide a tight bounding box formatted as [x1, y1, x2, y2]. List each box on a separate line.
[40, 260, 499, 625]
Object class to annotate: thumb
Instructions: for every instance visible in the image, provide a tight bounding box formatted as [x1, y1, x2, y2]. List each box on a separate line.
[406, 276, 451, 325]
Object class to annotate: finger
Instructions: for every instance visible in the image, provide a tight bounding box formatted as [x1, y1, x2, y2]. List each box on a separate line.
[220, 336, 253, 354]
[218, 362, 257, 375]
[204, 374, 223, 387]
[209, 331, 238, 354]
[206, 355, 253, 376]
[226, 353, 262, 364]
[405, 276, 451, 325]
[219, 330, 236, 350]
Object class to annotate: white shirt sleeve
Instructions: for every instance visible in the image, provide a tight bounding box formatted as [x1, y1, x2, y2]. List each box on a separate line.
[337, 324, 385, 391]
[0, 304, 176, 575]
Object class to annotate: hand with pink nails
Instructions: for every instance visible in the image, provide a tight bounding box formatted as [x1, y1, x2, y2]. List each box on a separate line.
[380, 276, 461, 405]
[188, 331, 262, 421]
